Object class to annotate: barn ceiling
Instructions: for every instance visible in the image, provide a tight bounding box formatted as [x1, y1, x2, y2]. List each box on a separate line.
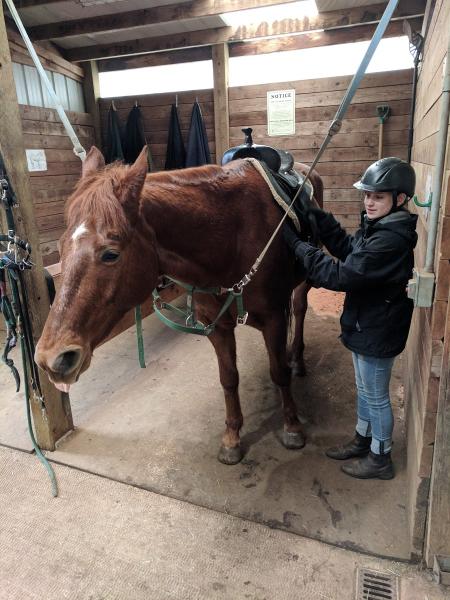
[6, 0, 426, 66]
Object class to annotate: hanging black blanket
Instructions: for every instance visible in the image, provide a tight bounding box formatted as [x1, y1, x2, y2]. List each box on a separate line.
[105, 105, 124, 164]
[165, 104, 186, 170]
[124, 105, 146, 164]
[185, 101, 211, 167]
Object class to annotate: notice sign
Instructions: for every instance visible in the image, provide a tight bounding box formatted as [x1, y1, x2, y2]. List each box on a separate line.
[267, 89, 295, 136]
[26, 149, 47, 172]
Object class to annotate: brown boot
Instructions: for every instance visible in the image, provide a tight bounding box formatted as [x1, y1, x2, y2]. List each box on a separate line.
[341, 451, 394, 480]
[325, 431, 371, 460]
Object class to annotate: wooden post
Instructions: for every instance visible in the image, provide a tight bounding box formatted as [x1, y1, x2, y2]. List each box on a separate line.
[212, 43, 229, 166]
[83, 60, 102, 149]
[0, 8, 73, 450]
[425, 302, 450, 565]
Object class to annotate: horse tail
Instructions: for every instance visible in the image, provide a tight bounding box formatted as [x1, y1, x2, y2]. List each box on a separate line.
[285, 289, 294, 347]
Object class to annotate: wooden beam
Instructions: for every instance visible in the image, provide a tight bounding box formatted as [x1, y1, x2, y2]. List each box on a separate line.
[425, 280, 450, 565]
[82, 60, 102, 149]
[98, 47, 212, 74]
[212, 43, 229, 166]
[68, 17, 422, 64]
[0, 4, 73, 450]
[6, 26, 84, 79]
[27, 0, 423, 42]
[66, 26, 232, 62]
[28, 0, 299, 41]
[230, 18, 423, 57]
[15, 0, 65, 6]
[16, 0, 296, 11]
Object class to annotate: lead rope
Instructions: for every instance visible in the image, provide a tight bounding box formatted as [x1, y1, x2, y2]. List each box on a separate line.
[230, 0, 400, 294]
[5, 0, 86, 161]
[1, 173, 58, 497]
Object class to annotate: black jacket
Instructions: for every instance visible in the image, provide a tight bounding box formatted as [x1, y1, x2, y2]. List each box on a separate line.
[293, 210, 418, 357]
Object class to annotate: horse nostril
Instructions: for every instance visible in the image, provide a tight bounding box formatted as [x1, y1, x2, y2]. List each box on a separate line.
[52, 349, 82, 375]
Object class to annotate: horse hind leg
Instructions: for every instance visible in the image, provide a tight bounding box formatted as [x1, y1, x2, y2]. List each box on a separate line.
[289, 281, 311, 377]
[207, 325, 244, 465]
[262, 315, 305, 450]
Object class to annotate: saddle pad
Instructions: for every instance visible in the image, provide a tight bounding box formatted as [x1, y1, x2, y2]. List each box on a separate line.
[244, 158, 313, 233]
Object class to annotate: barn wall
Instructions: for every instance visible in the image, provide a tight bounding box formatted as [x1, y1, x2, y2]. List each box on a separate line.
[20, 106, 95, 265]
[405, 0, 450, 560]
[98, 71, 411, 233]
[7, 29, 95, 267]
[228, 69, 412, 230]
[98, 90, 216, 169]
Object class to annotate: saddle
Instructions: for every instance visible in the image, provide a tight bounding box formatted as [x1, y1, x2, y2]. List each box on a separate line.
[222, 128, 318, 242]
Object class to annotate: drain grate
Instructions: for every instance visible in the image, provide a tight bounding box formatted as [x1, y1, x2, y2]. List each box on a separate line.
[356, 568, 398, 600]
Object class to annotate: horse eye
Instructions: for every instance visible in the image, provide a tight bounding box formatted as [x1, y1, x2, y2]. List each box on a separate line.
[101, 250, 120, 263]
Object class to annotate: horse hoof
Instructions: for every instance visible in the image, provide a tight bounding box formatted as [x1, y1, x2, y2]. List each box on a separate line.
[218, 445, 243, 465]
[282, 430, 305, 450]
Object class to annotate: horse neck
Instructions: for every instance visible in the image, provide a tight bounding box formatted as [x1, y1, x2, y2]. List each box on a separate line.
[139, 175, 233, 284]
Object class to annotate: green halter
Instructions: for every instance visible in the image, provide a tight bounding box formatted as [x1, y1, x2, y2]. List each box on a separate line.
[152, 276, 248, 336]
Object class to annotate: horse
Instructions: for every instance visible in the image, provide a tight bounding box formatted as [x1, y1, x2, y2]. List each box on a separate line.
[35, 146, 323, 464]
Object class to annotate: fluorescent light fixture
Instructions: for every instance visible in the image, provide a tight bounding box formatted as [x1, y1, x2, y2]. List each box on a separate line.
[221, 1, 318, 27]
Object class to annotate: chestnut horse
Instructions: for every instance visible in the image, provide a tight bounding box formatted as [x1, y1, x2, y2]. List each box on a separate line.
[35, 146, 323, 464]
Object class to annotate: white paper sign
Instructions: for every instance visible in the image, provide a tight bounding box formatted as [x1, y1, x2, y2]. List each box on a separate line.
[26, 149, 47, 172]
[267, 89, 296, 136]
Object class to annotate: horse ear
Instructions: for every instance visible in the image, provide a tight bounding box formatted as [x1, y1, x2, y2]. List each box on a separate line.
[82, 146, 106, 178]
[118, 146, 148, 213]
[128, 145, 149, 185]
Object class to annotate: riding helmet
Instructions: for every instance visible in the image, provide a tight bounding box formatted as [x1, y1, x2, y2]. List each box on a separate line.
[353, 157, 416, 198]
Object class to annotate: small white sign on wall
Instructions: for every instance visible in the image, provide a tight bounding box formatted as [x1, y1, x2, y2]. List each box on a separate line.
[267, 89, 296, 136]
[26, 149, 47, 172]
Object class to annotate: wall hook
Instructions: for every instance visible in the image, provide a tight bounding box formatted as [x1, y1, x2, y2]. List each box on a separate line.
[413, 192, 433, 208]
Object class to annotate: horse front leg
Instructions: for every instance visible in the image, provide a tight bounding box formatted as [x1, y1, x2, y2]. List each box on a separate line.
[290, 281, 311, 377]
[262, 315, 305, 450]
[207, 325, 244, 465]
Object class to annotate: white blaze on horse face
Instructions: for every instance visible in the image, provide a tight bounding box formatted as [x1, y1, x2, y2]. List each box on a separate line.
[72, 222, 88, 242]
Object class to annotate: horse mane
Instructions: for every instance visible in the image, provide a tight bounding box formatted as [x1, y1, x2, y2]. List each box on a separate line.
[65, 162, 134, 238]
[65, 161, 242, 238]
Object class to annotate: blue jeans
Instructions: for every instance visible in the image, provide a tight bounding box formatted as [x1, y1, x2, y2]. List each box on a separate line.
[352, 352, 395, 455]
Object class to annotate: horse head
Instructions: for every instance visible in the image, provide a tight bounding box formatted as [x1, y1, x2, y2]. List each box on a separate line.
[35, 146, 158, 390]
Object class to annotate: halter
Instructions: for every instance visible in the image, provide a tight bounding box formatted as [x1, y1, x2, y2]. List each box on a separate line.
[152, 277, 247, 336]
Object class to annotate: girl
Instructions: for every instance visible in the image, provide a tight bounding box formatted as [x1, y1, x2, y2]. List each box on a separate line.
[284, 157, 417, 479]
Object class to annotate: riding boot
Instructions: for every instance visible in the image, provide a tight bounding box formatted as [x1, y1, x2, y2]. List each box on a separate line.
[325, 431, 371, 460]
[341, 451, 394, 480]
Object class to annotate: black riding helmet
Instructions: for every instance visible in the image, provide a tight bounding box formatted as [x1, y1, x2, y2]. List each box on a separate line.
[354, 157, 416, 208]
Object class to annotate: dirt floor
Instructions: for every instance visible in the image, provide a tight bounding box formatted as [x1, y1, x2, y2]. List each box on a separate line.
[1, 288, 411, 562]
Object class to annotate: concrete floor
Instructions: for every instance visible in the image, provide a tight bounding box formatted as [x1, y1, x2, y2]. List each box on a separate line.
[1, 289, 447, 599]
[1, 444, 448, 600]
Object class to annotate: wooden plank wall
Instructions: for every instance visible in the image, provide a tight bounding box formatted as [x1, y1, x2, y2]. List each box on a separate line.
[7, 29, 95, 267]
[229, 69, 412, 230]
[98, 90, 215, 170]
[98, 71, 411, 233]
[21, 106, 95, 265]
[404, 0, 450, 561]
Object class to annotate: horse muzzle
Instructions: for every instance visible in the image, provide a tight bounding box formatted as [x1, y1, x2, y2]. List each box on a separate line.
[34, 342, 91, 389]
